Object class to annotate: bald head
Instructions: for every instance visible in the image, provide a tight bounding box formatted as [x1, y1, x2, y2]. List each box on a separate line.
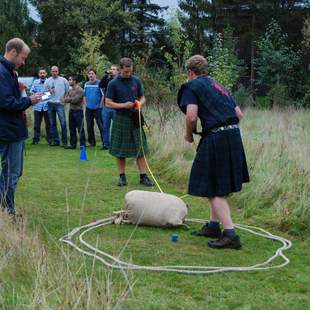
[51, 66, 59, 78]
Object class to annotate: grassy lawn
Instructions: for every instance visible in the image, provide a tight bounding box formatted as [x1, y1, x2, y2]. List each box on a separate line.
[0, 129, 308, 309]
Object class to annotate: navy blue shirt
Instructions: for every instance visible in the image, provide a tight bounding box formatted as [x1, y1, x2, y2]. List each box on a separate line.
[180, 76, 237, 131]
[0, 56, 32, 142]
[106, 75, 144, 109]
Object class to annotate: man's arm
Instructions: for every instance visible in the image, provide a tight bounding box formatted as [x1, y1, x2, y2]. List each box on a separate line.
[0, 76, 40, 111]
[235, 106, 244, 121]
[105, 98, 135, 109]
[66, 89, 83, 105]
[184, 104, 198, 143]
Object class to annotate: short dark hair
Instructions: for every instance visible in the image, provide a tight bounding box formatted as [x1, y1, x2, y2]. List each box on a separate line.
[69, 75, 78, 83]
[119, 57, 133, 68]
[87, 66, 96, 74]
[186, 55, 208, 76]
[5, 38, 29, 54]
[38, 67, 46, 73]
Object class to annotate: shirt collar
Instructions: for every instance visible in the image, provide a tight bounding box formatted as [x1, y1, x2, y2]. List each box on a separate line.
[0, 55, 16, 72]
[118, 75, 132, 82]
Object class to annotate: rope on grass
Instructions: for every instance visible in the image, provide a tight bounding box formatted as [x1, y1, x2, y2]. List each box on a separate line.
[59, 216, 292, 275]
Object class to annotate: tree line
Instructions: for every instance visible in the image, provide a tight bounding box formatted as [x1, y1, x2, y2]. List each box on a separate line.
[0, 0, 309, 106]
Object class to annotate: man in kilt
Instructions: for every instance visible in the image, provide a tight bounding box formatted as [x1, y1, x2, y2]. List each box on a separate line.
[105, 58, 154, 187]
[178, 55, 249, 249]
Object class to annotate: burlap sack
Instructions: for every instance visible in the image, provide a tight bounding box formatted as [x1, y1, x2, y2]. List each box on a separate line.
[124, 190, 187, 227]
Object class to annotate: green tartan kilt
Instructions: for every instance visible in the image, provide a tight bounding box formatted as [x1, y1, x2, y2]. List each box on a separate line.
[109, 112, 149, 158]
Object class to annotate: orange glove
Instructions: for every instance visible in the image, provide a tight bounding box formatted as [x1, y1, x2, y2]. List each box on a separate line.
[134, 100, 141, 110]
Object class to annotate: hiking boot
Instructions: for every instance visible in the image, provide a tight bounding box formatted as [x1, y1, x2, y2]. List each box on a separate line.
[117, 175, 127, 187]
[140, 175, 154, 187]
[191, 223, 222, 238]
[207, 234, 242, 250]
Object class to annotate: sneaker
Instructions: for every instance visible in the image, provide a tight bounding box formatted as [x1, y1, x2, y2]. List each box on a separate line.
[32, 141, 39, 145]
[117, 175, 127, 187]
[101, 145, 109, 150]
[140, 175, 154, 186]
[191, 223, 221, 238]
[207, 234, 242, 250]
[50, 143, 60, 147]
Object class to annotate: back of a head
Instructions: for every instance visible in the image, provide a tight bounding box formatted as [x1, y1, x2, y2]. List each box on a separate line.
[5, 38, 29, 54]
[186, 55, 208, 76]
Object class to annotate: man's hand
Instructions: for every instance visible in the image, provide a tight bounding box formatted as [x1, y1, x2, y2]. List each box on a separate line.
[134, 100, 141, 110]
[30, 93, 42, 105]
[184, 132, 194, 143]
[124, 101, 135, 109]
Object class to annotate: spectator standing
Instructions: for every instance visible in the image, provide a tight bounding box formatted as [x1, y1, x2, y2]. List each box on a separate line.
[84, 68, 105, 148]
[31, 67, 52, 145]
[99, 65, 119, 149]
[64, 76, 86, 149]
[45, 66, 69, 147]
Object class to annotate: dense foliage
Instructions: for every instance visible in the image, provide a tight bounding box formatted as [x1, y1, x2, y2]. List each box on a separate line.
[1, 0, 309, 105]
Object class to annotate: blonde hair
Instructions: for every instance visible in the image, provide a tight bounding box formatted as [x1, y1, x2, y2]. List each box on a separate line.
[186, 55, 208, 75]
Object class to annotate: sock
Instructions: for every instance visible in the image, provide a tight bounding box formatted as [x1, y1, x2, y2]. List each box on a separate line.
[223, 228, 236, 238]
[140, 173, 146, 179]
[208, 221, 220, 230]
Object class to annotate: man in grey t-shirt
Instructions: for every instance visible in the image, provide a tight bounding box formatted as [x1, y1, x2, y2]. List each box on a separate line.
[45, 66, 69, 146]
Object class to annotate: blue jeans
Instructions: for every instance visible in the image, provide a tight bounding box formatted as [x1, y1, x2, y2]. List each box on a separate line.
[101, 106, 115, 147]
[48, 102, 67, 145]
[0, 140, 24, 214]
[69, 109, 86, 147]
[85, 107, 104, 146]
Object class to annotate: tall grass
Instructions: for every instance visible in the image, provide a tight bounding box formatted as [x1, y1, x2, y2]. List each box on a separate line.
[0, 213, 133, 309]
[147, 107, 310, 235]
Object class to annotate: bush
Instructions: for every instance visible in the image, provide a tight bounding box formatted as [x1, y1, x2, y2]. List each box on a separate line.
[256, 19, 305, 101]
[233, 84, 255, 107]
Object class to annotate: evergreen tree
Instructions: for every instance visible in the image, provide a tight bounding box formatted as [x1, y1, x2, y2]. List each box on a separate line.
[0, 0, 38, 74]
[121, 0, 167, 57]
[31, 0, 131, 71]
[178, 0, 211, 54]
[0, 0, 36, 54]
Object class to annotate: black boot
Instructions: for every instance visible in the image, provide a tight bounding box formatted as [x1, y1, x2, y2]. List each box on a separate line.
[208, 234, 242, 250]
[117, 174, 127, 187]
[191, 223, 222, 238]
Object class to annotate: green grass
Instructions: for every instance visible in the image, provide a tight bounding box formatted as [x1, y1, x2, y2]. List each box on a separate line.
[0, 108, 310, 309]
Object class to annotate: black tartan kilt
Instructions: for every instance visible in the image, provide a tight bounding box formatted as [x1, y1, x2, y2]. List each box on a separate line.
[189, 128, 250, 198]
[109, 111, 149, 158]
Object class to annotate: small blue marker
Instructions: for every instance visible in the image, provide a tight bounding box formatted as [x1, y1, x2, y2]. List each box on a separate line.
[171, 234, 179, 242]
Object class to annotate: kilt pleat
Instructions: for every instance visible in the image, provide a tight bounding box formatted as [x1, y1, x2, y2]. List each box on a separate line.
[109, 112, 149, 158]
[188, 128, 249, 197]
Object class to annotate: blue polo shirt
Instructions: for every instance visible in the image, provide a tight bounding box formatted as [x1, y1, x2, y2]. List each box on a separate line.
[106, 75, 144, 108]
[30, 79, 49, 111]
[84, 80, 103, 110]
[180, 76, 237, 130]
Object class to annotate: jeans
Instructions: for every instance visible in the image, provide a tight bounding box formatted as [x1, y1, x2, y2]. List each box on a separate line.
[33, 110, 52, 144]
[85, 107, 104, 146]
[101, 106, 115, 147]
[69, 109, 86, 147]
[0, 140, 24, 214]
[48, 102, 67, 145]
